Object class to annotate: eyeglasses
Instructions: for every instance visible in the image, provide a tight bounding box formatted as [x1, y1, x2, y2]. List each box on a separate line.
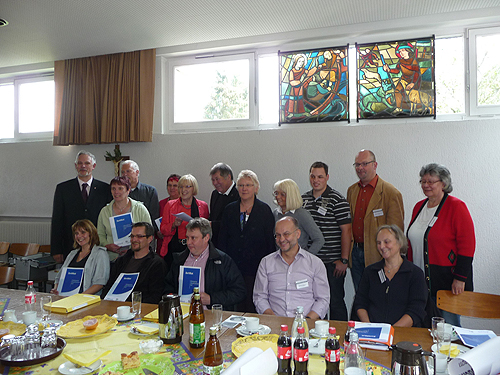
[420, 179, 441, 185]
[130, 234, 149, 239]
[353, 161, 375, 168]
[273, 191, 286, 197]
[237, 184, 254, 189]
[274, 229, 298, 240]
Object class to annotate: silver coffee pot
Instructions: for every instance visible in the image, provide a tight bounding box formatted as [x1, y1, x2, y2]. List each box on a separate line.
[391, 341, 436, 375]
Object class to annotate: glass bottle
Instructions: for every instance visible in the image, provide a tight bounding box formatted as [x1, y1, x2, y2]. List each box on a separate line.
[190, 286, 200, 311]
[189, 293, 205, 348]
[293, 326, 308, 375]
[25, 281, 36, 311]
[203, 326, 223, 374]
[343, 320, 356, 354]
[344, 331, 366, 375]
[325, 327, 340, 375]
[277, 324, 292, 375]
[291, 306, 309, 340]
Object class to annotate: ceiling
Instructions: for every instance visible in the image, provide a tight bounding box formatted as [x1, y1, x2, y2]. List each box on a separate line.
[1, 0, 500, 70]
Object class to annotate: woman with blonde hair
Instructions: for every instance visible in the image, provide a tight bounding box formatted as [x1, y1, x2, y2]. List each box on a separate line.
[219, 170, 275, 312]
[272, 179, 324, 255]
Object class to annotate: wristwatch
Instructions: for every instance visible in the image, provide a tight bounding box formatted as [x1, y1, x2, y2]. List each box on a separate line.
[340, 258, 348, 265]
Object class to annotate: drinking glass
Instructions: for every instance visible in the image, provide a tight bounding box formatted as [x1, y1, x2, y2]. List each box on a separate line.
[212, 304, 223, 331]
[436, 332, 452, 373]
[132, 291, 142, 317]
[432, 317, 445, 344]
[40, 295, 52, 322]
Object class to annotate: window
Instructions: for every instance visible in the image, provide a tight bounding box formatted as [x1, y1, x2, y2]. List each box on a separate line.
[0, 74, 54, 141]
[166, 53, 255, 131]
[469, 27, 500, 115]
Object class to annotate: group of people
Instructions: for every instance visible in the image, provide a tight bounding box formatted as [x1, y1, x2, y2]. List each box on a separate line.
[49, 149, 475, 327]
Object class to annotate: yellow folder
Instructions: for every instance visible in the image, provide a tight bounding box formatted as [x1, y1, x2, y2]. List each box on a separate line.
[47, 294, 101, 313]
[143, 302, 190, 322]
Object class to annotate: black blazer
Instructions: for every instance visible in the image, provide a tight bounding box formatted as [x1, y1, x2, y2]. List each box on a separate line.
[209, 184, 239, 247]
[218, 197, 275, 277]
[50, 177, 112, 258]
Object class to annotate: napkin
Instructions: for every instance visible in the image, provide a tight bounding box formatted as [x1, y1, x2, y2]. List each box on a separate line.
[63, 349, 111, 367]
[143, 303, 190, 322]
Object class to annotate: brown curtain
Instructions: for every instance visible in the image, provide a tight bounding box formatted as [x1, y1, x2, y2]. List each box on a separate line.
[53, 49, 155, 145]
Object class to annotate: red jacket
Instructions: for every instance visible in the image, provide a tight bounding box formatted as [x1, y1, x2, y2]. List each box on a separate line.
[407, 194, 475, 297]
[159, 197, 209, 257]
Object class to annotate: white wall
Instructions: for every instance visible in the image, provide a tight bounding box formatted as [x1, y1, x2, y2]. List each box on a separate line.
[1, 116, 499, 331]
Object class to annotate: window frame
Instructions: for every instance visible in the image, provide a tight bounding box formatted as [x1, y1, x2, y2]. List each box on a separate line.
[0, 72, 54, 142]
[163, 52, 256, 133]
[468, 26, 500, 116]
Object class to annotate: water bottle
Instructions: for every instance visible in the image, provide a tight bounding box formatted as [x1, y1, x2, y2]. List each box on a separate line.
[291, 306, 309, 340]
[344, 331, 366, 375]
[25, 281, 36, 311]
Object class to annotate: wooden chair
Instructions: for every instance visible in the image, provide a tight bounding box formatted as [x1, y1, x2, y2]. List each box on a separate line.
[436, 290, 500, 319]
[0, 241, 9, 266]
[0, 266, 15, 287]
[9, 243, 40, 257]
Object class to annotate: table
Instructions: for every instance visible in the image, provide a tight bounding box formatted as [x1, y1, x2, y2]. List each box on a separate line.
[1, 288, 434, 373]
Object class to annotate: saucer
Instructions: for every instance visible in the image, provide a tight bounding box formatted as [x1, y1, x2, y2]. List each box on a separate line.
[236, 324, 271, 336]
[58, 359, 102, 375]
[112, 312, 136, 322]
[310, 328, 329, 338]
[309, 338, 326, 355]
[431, 343, 469, 357]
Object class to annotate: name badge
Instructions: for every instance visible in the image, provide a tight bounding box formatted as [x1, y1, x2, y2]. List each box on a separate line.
[378, 269, 386, 283]
[429, 217, 438, 227]
[296, 279, 309, 289]
[373, 209, 384, 217]
[317, 206, 327, 216]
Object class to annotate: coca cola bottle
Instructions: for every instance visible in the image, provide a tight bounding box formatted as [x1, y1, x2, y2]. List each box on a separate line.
[344, 320, 356, 354]
[293, 326, 308, 375]
[325, 327, 340, 375]
[277, 324, 291, 375]
[25, 281, 36, 311]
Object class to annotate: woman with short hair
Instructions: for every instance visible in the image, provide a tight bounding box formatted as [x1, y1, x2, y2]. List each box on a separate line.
[272, 178, 324, 255]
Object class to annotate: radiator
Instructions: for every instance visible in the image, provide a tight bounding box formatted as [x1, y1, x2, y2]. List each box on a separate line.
[0, 219, 51, 245]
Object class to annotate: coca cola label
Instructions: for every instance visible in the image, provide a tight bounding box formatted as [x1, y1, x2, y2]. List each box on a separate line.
[293, 348, 309, 362]
[325, 348, 340, 362]
[277, 346, 291, 359]
[25, 294, 36, 304]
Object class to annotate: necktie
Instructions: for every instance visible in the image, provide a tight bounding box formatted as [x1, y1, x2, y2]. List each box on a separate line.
[82, 183, 88, 203]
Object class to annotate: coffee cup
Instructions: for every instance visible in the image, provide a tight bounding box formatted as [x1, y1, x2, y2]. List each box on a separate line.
[22, 311, 37, 325]
[245, 317, 259, 332]
[3, 310, 17, 323]
[117, 306, 130, 319]
[315, 320, 329, 336]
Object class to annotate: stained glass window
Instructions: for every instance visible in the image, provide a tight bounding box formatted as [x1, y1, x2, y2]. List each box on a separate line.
[279, 47, 349, 124]
[357, 37, 435, 119]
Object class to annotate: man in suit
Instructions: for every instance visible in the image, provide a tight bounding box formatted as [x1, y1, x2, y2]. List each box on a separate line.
[208, 162, 239, 247]
[347, 149, 404, 291]
[50, 151, 112, 263]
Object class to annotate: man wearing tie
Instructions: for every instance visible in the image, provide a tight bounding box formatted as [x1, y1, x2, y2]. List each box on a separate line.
[51, 151, 112, 263]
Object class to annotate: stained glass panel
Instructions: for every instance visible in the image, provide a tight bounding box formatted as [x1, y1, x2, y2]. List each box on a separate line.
[357, 37, 435, 119]
[279, 47, 349, 123]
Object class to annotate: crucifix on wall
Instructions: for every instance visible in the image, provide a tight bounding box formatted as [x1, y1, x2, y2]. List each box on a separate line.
[105, 144, 129, 176]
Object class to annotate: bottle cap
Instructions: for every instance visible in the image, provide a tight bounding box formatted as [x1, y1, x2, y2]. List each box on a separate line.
[194, 293, 201, 300]
[329, 327, 336, 334]
[348, 320, 355, 327]
[193, 287, 200, 293]
[209, 326, 218, 335]
[297, 326, 305, 334]
[296, 306, 304, 313]
[280, 324, 288, 331]
[28, 281, 33, 285]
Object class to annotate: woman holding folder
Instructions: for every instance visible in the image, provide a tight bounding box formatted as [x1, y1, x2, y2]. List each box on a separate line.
[51, 219, 110, 296]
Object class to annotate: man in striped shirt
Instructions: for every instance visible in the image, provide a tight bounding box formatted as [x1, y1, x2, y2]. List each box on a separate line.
[302, 161, 352, 321]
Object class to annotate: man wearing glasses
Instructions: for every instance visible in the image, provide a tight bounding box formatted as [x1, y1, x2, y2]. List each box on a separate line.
[253, 216, 329, 318]
[347, 150, 404, 292]
[101, 222, 166, 304]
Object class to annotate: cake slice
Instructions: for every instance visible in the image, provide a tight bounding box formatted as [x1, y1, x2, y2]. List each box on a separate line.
[121, 351, 140, 369]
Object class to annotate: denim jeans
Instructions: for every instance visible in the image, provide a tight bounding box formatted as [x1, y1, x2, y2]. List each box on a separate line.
[350, 243, 365, 292]
[325, 261, 348, 321]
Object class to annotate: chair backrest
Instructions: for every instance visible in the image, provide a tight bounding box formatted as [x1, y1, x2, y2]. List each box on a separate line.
[436, 290, 500, 319]
[9, 243, 40, 257]
[39, 245, 51, 254]
[0, 241, 10, 255]
[0, 266, 15, 285]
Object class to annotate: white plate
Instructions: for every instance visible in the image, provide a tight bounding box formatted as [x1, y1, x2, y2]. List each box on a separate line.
[112, 312, 136, 322]
[309, 328, 329, 338]
[431, 343, 470, 357]
[236, 324, 271, 336]
[130, 322, 159, 336]
[309, 338, 326, 355]
[58, 359, 102, 375]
